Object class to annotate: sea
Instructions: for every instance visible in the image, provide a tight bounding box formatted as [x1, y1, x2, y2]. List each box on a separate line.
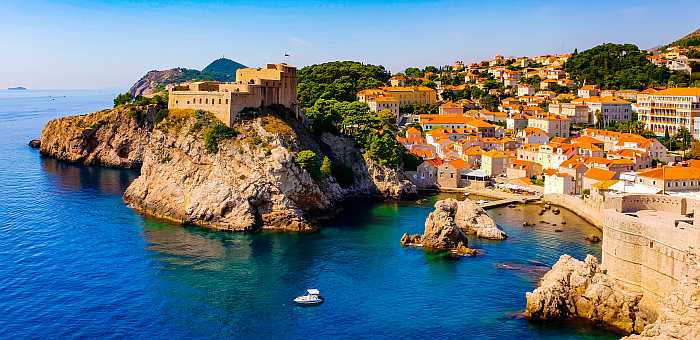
[0, 89, 617, 339]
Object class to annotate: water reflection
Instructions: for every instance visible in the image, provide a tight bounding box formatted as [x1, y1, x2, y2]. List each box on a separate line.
[41, 158, 139, 195]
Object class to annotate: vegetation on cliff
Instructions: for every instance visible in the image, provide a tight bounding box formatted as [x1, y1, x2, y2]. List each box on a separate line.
[565, 43, 670, 90]
[297, 61, 390, 108]
[129, 58, 246, 96]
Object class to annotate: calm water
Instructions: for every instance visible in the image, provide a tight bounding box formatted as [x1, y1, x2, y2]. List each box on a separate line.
[0, 90, 616, 339]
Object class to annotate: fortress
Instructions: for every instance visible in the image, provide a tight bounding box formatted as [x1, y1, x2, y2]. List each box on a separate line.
[601, 194, 700, 306]
[167, 63, 297, 126]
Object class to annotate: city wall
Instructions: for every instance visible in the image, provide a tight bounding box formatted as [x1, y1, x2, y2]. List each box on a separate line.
[602, 194, 700, 306]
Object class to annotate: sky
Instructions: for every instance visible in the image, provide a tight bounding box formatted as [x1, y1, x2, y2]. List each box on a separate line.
[1, 0, 698, 90]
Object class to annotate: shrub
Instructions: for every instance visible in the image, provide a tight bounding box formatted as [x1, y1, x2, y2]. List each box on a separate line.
[320, 156, 332, 178]
[155, 109, 169, 123]
[294, 150, 320, 179]
[203, 122, 238, 153]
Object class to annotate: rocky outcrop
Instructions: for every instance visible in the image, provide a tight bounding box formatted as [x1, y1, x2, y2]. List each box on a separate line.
[525, 254, 651, 334]
[454, 199, 506, 240]
[320, 133, 416, 199]
[122, 112, 415, 232]
[124, 113, 343, 232]
[624, 258, 700, 340]
[39, 105, 156, 168]
[422, 199, 469, 249]
[400, 233, 422, 246]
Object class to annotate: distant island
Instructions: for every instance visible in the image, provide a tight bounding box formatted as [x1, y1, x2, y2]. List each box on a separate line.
[7, 87, 27, 91]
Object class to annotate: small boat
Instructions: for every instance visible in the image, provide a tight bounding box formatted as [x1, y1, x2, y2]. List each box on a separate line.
[476, 200, 489, 205]
[463, 192, 470, 197]
[294, 289, 324, 306]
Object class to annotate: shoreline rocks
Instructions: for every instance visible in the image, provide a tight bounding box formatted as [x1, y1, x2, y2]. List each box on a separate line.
[525, 254, 651, 334]
[453, 198, 507, 240]
[422, 199, 469, 249]
[38, 105, 156, 168]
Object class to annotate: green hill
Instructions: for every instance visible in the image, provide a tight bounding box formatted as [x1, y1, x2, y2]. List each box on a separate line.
[202, 58, 247, 81]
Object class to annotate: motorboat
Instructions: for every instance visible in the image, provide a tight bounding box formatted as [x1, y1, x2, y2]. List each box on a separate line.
[475, 200, 489, 205]
[294, 289, 324, 305]
[463, 192, 470, 197]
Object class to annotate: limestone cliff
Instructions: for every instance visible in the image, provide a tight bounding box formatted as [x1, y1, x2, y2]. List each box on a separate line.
[123, 111, 416, 232]
[525, 254, 652, 334]
[39, 105, 156, 168]
[129, 68, 198, 97]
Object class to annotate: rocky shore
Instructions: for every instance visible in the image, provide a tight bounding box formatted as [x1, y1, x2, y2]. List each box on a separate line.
[525, 254, 700, 338]
[401, 198, 506, 254]
[37, 107, 416, 232]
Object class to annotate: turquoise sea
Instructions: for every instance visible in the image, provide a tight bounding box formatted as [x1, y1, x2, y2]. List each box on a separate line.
[0, 89, 617, 339]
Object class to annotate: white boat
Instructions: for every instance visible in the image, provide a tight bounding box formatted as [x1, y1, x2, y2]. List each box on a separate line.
[294, 289, 324, 305]
[476, 200, 489, 205]
[463, 192, 470, 197]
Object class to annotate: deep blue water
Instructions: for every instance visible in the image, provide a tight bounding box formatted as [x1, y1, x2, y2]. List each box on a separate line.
[0, 90, 616, 339]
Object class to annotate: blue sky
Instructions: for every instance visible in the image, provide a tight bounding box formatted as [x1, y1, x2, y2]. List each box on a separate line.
[1, 0, 698, 90]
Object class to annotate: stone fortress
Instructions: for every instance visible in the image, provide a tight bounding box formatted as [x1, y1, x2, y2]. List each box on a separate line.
[167, 63, 297, 127]
[601, 193, 700, 307]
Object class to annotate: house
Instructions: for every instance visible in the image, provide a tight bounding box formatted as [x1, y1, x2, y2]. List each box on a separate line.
[527, 113, 571, 138]
[635, 165, 700, 192]
[518, 84, 535, 96]
[577, 85, 600, 98]
[507, 114, 529, 130]
[437, 160, 470, 188]
[558, 157, 589, 194]
[506, 159, 542, 179]
[389, 75, 407, 87]
[548, 103, 590, 124]
[582, 167, 618, 191]
[571, 96, 632, 125]
[517, 127, 550, 145]
[409, 159, 442, 189]
[439, 101, 463, 115]
[481, 150, 510, 177]
[544, 170, 575, 195]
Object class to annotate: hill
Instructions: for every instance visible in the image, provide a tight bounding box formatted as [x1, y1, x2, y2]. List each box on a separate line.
[670, 28, 700, 48]
[202, 58, 246, 81]
[565, 43, 670, 90]
[129, 58, 247, 96]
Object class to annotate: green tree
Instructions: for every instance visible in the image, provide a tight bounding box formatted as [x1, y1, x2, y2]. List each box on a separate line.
[320, 156, 332, 178]
[294, 150, 320, 178]
[114, 92, 133, 107]
[296, 61, 391, 108]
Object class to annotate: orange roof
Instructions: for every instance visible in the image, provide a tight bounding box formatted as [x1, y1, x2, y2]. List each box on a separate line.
[522, 127, 547, 135]
[651, 87, 700, 97]
[482, 150, 509, 158]
[447, 159, 468, 169]
[572, 135, 604, 145]
[510, 159, 539, 169]
[424, 158, 443, 167]
[573, 96, 631, 104]
[543, 168, 558, 176]
[406, 127, 421, 134]
[579, 85, 597, 91]
[463, 146, 484, 156]
[584, 168, 616, 181]
[637, 166, 700, 180]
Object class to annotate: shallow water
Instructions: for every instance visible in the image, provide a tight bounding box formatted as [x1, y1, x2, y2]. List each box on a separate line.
[0, 90, 616, 339]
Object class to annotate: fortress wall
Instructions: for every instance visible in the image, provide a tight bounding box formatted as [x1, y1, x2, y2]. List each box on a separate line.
[606, 194, 686, 214]
[542, 193, 604, 227]
[603, 207, 700, 302]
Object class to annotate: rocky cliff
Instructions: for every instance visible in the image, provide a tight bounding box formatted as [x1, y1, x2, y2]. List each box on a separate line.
[525, 254, 652, 334]
[122, 110, 416, 232]
[39, 105, 156, 168]
[129, 68, 198, 97]
[422, 199, 469, 249]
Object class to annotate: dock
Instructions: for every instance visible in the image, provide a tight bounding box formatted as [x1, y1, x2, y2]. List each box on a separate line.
[479, 197, 540, 210]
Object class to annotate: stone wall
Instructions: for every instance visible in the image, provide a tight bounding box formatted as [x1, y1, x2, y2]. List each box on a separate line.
[602, 196, 700, 307]
[605, 194, 687, 215]
[542, 193, 604, 227]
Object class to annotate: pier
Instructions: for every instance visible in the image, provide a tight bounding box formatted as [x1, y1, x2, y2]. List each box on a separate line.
[479, 197, 540, 210]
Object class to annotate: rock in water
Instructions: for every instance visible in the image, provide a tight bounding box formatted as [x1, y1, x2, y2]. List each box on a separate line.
[39, 105, 156, 168]
[422, 199, 468, 250]
[524, 254, 651, 334]
[454, 198, 507, 240]
[28, 139, 41, 148]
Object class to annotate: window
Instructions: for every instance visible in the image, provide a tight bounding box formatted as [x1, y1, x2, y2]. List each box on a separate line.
[205, 98, 208, 104]
[219, 99, 222, 104]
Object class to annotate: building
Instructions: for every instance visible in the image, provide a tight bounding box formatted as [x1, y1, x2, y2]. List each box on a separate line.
[439, 102, 464, 115]
[365, 96, 400, 117]
[635, 165, 700, 192]
[506, 159, 542, 179]
[527, 113, 571, 138]
[517, 127, 550, 145]
[167, 63, 297, 127]
[480, 150, 510, 177]
[544, 170, 575, 195]
[637, 88, 700, 139]
[582, 167, 618, 191]
[572, 96, 633, 125]
[518, 84, 535, 96]
[389, 75, 407, 87]
[548, 103, 590, 124]
[577, 85, 600, 98]
[507, 114, 529, 130]
[358, 86, 437, 108]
